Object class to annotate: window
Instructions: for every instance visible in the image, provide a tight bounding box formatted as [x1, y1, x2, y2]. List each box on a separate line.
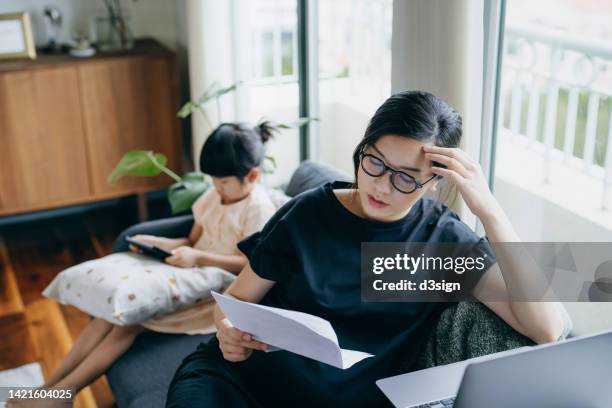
[251, 0, 297, 82]
[493, 0, 612, 241]
[312, 0, 393, 174]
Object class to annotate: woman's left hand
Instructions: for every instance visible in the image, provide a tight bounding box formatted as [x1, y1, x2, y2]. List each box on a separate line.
[165, 246, 201, 268]
[423, 145, 501, 220]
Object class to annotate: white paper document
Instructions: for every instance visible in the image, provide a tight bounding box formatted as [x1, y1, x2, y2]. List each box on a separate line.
[211, 291, 373, 369]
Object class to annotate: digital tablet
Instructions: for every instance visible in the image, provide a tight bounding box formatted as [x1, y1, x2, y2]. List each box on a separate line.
[125, 236, 172, 261]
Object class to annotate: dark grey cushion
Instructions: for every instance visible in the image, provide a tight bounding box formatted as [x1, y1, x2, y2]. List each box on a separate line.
[285, 160, 353, 197]
[414, 302, 536, 371]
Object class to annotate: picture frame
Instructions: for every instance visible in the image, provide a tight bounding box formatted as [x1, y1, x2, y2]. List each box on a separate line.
[0, 12, 36, 60]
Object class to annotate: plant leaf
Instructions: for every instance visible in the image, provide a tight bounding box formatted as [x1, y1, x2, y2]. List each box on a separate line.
[263, 155, 277, 174]
[176, 101, 196, 118]
[200, 81, 242, 103]
[177, 81, 242, 119]
[167, 172, 210, 214]
[108, 151, 168, 185]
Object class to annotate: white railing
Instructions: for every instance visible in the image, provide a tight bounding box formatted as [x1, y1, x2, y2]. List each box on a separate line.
[500, 22, 612, 211]
[248, 0, 392, 87]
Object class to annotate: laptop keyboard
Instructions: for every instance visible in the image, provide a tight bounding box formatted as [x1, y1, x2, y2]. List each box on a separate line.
[407, 397, 456, 407]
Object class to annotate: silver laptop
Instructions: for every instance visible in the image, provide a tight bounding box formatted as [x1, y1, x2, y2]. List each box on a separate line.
[376, 330, 612, 408]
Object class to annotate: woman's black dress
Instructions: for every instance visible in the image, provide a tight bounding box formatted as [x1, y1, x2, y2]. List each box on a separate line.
[166, 181, 496, 408]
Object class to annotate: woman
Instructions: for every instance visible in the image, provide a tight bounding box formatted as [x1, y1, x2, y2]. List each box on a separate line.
[166, 91, 566, 408]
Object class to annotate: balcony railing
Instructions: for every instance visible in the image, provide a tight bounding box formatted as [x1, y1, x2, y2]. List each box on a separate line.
[500, 22, 612, 211]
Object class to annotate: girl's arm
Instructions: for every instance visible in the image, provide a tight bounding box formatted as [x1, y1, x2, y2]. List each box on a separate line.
[187, 223, 203, 245]
[129, 234, 189, 252]
[164, 246, 247, 274]
[130, 223, 201, 253]
[426, 145, 566, 344]
[166, 224, 252, 273]
[195, 251, 248, 275]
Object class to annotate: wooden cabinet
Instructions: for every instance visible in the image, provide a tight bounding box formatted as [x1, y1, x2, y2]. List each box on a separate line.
[0, 67, 91, 211]
[0, 39, 182, 217]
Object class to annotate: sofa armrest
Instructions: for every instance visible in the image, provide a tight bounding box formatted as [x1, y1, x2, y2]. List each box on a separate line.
[112, 215, 195, 253]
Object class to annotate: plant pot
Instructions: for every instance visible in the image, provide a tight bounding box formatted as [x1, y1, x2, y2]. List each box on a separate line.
[94, 13, 134, 51]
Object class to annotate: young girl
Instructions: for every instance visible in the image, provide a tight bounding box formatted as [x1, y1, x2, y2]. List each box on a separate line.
[28, 122, 277, 403]
[165, 91, 567, 408]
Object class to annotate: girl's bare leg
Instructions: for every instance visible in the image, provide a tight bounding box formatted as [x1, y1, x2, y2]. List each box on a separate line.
[43, 318, 114, 388]
[6, 324, 143, 408]
[52, 324, 145, 393]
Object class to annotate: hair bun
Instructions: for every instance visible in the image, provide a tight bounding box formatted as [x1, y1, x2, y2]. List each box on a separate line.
[435, 115, 448, 136]
[255, 120, 276, 143]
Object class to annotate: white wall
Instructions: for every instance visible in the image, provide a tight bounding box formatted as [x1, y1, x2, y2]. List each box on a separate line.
[0, 0, 180, 49]
[495, 178, 612, 242]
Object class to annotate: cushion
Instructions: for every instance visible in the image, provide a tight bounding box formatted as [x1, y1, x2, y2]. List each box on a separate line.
[285, 160, 353, 197]
[266, 187, 291, 209]
[412, 302, 534, 371]
[414, 301, 571, 370]
[43, 252, 234, 325]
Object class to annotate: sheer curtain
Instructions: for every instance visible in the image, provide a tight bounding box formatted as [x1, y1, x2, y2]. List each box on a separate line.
[185, 0, 236, 168]
[391, 0, 503, 228]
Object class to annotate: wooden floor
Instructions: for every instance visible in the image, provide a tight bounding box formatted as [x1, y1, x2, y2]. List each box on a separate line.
[0, 202, 151, 408]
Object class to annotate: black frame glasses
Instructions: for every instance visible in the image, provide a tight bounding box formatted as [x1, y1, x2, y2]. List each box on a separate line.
[359, 152, 436, 194]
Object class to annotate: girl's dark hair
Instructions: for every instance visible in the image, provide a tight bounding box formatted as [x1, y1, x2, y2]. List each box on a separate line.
[352, 90, 462, 180]
[200, 121, 275, 179]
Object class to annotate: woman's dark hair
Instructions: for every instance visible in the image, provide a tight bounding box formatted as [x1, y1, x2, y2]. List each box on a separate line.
[199, 121, 275, 180]
[352, 90, 462, 180]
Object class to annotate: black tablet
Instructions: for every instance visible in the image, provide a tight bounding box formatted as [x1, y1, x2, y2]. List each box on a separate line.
[125, 236, 172, 261]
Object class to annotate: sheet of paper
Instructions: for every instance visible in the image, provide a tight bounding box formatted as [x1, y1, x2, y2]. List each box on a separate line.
[212, 292, 373, 369]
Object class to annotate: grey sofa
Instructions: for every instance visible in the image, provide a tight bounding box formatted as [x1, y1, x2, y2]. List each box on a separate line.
[105, 160, 560, 407]
[106, 161, 353, 407]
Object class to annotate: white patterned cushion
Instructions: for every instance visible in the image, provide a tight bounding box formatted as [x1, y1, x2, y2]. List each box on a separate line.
[43, 252, 235, 325]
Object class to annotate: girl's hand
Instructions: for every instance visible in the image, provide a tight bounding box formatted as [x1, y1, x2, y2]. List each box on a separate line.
[216, 318, 268, 362]
[130, 234, 180, 253]
[165, 246, 200, 268]
[128, 234, 156, 254]
[423, 145, 502, 220]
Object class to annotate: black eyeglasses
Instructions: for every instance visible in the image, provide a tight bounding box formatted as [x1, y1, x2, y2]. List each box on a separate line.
[360, 152, 436, 194]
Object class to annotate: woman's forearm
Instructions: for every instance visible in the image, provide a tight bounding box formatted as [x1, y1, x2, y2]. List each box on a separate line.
[479, 202, 519, 242]
[480, 205, 566, 343]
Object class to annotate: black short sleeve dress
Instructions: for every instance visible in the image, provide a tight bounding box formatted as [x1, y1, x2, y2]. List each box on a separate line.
[172, 181, 497, 408]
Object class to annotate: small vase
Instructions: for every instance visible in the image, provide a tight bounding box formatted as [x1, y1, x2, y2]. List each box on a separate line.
[94, 13, 134, 51]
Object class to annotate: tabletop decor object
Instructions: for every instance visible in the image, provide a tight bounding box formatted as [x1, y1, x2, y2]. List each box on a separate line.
[0, 12, 36, 60]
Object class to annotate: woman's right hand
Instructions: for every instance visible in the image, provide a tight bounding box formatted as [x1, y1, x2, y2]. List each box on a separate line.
[216, 318, 268, 362]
